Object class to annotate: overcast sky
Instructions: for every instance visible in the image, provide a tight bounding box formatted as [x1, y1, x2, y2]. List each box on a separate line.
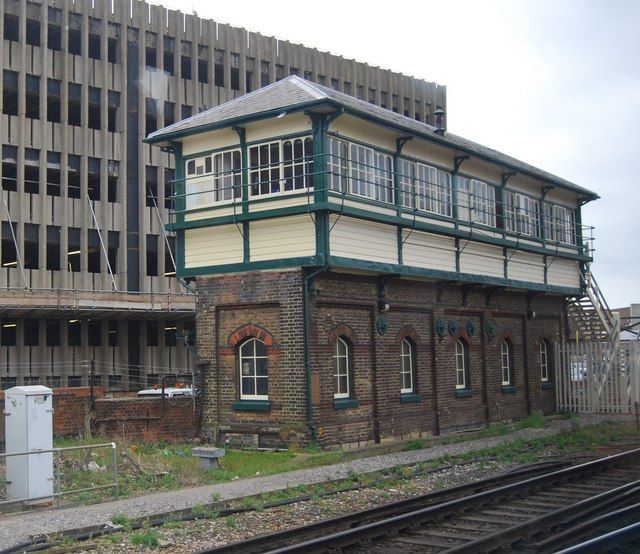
[160, 0, 639, 308]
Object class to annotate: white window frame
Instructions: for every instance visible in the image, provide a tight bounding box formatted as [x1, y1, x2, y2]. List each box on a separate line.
[399, 159, 416, 209]
[400, 338, 414, 393]
[248, 137, 314, 199]
[540, 340, 549, 382]
[501, 340, 513, 386]
[333, 337, 350, 399]
[184, 148, 241, 210]
[455, 339, 467, 389]
[239, 338, 268, 400]
[553, 205, 576, 245]
[469, 179, 496, 227]
[327, 137, 348, 193]
[417, 163, 451, 217]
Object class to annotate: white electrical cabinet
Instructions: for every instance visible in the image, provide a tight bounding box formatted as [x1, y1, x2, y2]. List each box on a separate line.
[4, 386, 54, 504]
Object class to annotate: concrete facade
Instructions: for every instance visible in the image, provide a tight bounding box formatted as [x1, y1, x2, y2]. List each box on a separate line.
[0, 0, 444, 389]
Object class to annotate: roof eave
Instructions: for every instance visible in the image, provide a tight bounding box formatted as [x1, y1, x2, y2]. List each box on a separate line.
[144, 98, 339, 146]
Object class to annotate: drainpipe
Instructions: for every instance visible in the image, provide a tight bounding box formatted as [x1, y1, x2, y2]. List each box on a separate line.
[303, 265, 330, 443]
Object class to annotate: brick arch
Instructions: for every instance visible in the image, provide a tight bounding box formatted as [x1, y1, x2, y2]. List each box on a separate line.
[327, 323, 358, 345]
[227, 323, 275, 348]
[447, 331, 472, 352]
[395, 325, 421, 345]
[497, 329, 514, 343]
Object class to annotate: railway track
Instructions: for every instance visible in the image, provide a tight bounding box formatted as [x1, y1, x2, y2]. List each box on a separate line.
[203, 448, 640, 553]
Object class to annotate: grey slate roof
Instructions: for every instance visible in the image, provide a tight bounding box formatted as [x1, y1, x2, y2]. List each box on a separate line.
[147, 75, 598, 199]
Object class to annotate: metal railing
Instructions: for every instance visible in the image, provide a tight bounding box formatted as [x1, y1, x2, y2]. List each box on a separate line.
[0, 442, 118, 508]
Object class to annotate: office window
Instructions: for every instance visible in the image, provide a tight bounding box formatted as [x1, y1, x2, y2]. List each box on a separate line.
[68, 155, 81, 199]
[246, 57, 255, 92]
[392, 94, 398, 113]
[88, 320, 101, 347]
[230, 53, 240, 90]
[24, 320, 39, 347]
[289, 67, 299, 77]
[212, 49, 224, 86]
[145, 166, 158, 207]
[68, 320, 82, 347]
[24, 224, 39, 270]
[239, 338, 268, 400]
[181, 41, 192, 80]
[164, 101, 175, 127]
[415, 100, 421, 121]
[181, 105, 192, 119]
[356, 84, 364, 99]
[304, 70, 313, 81]
[47, 79, 62, 123]
[68, 13, 82, 56]
[368, 88, 376, 104]
[145, 32, 157, 69]
[2, 222, 18, 269]
[108, 321, 119, 347]
[198, 44, 209, 83]
[276, 64, 285, 81]
[145, 98, 158, 135]
[107, 160, 119, 203]
[2, 146, 18, 191]
[343, 81, 352, 95]
[164, 324, 177, 347]
[1, 320, 17, 346]
[107, 90, 119, 133]
[68, 83, 82, 126]
[46, 320, 61, 347]
[24, 149, 40, 194]
[164, 168, 175, 209]
[501, 340, 513, 386]
[107, 22, 119, 63]
[88, 17, 101, 60]
[87, 229, 101, 273]
[147, 321, 159, 347]
[163, 36, 175, 75]
[88, 87, 101, 130]
[26, 18, 40, 47]
[331, 77, 339, 90]
[455, 339, 468, 389]
[46, 152, 61, 196]
[48, 8, 62, 51]
[3, 70, 19, 116]
[87, 157, 101, 201]
[107, 231, 119, 274]
[164, 236, 176, 276]
[46, 226, 61, 271]
[146, 234, 158, 277]
[260, 60, 270, 87]
[67, 227, 81, 272]
[25, 75, 40, 119]
[3, 10, 19, 42]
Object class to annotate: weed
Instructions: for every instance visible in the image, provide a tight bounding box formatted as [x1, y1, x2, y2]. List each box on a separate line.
[225, 516, 237, 528]
[515, 411, 548, 430]
[210, 491, 221, 502]
[130, 528, 163, 548]
[406, 438, 426, 450]
[110, 512, 133, 532]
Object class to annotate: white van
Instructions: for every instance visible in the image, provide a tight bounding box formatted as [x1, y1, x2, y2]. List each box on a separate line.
[137, 387, 194, 398]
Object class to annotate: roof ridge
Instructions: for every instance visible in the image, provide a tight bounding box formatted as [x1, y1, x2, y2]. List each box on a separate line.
[288, 75, 328, 100]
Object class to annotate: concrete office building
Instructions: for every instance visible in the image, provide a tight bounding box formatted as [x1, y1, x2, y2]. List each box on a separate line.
[0, 0, 445, 390]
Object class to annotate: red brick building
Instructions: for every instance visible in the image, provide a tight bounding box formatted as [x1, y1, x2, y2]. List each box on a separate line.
[147, 76, 598, 448]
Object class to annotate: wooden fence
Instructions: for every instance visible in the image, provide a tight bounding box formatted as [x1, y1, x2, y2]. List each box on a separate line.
[555, 341, 640, 414]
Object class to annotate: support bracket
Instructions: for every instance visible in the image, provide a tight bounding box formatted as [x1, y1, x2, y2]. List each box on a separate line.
[454, 155, 470, 173]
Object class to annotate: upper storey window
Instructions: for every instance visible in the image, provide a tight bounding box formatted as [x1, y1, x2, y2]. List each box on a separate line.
[327, 138, 393, 204]
[185, 148, 242, 210]
[399, 159, 452, 217]
[459, 177, 495, 227]
[504, 191, 540, 238]
[249, 138, 314, 197]
[549, 205, 576, 245]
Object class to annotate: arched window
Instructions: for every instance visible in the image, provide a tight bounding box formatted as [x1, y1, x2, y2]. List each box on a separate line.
[238, 338, 268, 400]
[400, 338, 415, 393]
[501, 339, 513, 386]
[540, 339, 551, 382]
[455, 339, 468, 389]
[333, 337, 351, 399]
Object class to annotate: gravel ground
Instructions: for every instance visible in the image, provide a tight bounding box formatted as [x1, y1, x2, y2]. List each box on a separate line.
[0, 417, 586, 551]
[94, 459, 523, 553]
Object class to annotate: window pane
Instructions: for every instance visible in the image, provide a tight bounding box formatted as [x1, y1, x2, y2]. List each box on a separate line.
[256, 357, 267, 376]
[242, 377, 255, 395]
[256, 377, 268, 396]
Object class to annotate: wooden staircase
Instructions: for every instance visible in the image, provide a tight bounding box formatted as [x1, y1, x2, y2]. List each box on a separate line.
[567, 270, 619, 344]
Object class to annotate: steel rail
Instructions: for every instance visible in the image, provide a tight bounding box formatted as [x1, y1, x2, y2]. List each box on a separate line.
[202, 460, 571, 554]
[234, 448, 640, 554]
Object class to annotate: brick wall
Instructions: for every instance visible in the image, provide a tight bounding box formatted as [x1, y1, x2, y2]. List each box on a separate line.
[195, 269, 564, 448]
[0, 388, 198, 445]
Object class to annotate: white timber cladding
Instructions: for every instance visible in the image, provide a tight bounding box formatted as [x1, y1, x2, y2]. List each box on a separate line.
[507, 251, 545, 284]
[249, 215, 316, 262]
[547, 258, 581, 289]
[459, 242, 504, 278]
[184, 225, 243, 268]
[402, 230, 456, 272]
[329, 216, 398, 265]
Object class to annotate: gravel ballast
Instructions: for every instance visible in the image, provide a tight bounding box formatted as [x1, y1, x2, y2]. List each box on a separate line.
[0, 418, 581, 551]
